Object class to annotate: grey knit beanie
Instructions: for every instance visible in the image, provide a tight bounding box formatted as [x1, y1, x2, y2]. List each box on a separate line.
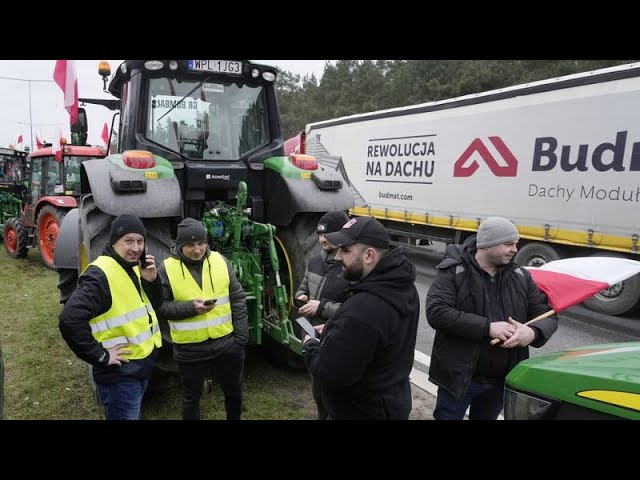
[476, 217, 519, 248]
[176, 217, 208, 250]
[109, 214, 146, 245]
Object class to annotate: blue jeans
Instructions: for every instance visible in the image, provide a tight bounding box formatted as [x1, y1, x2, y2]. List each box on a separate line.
[95, 378, 149, 420]
[433, 379, 504, 420]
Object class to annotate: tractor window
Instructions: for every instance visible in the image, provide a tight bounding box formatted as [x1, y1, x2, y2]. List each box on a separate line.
[146, 77, 269, 160]
[44, 158, 62, 196]
[30, 158, 43, 201]
[64, 156, 82, 194]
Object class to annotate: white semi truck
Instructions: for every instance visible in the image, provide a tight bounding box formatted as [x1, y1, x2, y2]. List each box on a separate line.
[303, 62, 640, 316]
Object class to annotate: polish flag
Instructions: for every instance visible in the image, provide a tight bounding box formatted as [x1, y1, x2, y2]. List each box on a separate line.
[101, 122, 110, 152]
[53, 60, 79, 126]
[52, 127, 63, 162]
[490, 256, 640, 345]
[527, 257, 640, 313]
[16, 134, 23, 148]
[36, 134, 44, 150]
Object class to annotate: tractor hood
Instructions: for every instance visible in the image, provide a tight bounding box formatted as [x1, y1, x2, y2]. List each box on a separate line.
[506, 342, 640, 418]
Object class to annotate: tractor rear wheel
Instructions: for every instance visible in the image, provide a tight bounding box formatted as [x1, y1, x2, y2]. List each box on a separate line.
[3, 218, 28, 258]
[37, 205, 67, 269]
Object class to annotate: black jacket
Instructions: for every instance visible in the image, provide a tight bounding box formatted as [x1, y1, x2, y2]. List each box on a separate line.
[303, 247, 420, 420]
[58, 245, 164, 385]
[156, 245, 248, 363]
[426, 240, 558, 400]
[295, 249, 350, 324]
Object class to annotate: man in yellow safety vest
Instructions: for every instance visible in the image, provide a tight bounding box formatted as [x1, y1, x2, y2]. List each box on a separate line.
[59, 214, 163, 420]
[157, 217, 248, 420]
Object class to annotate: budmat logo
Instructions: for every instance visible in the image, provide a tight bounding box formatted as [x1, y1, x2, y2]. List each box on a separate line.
[453, 137, 518, 177]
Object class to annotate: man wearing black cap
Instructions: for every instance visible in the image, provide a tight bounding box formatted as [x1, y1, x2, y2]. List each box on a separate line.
[295, 210, 350, 420]
[302, 216, 420, 420]
[157, 217, 248, 420]
[426, 216, 558, 420]
[59, 214, 163, 420]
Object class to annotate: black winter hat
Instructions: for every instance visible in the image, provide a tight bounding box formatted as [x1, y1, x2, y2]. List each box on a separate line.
[325, 216, 390, 249]
[176, 217, 208, 250]
[109, 214, 146, 245]
[317, 211, 349, 235]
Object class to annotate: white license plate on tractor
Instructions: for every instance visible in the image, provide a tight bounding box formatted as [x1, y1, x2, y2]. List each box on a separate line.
[188, 60, 242, 75]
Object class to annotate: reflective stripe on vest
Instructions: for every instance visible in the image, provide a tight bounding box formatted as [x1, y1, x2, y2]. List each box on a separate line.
[89, 256, 162, 359]
[164, 252, 233, 344]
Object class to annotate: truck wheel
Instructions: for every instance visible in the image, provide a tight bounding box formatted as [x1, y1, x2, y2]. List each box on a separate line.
[583, 252, 640, 316]
[3, 218, 28, 258]
[57, 268, 78, 305]
[514, 242, 560, 268]
[37, 205, 67, 269]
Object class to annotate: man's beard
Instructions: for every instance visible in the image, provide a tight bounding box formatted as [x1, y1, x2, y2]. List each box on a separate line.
[342, 258, 364, 281]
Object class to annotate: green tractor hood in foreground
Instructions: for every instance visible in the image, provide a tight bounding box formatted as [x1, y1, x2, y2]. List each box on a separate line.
[506, 342, 640, 420]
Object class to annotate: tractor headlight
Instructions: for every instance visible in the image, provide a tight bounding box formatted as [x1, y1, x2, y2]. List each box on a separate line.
[504, 387, 554, 420]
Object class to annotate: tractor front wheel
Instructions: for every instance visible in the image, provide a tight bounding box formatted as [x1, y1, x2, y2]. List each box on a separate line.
[3, 218, 28, 258]
[37, 205, 67, 270]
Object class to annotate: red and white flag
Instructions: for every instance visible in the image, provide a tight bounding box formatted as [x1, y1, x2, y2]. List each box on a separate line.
[527, 257, 640, 312]
[35, 134, 44, 150]
[101, 122, 110, 152]
[53, 60, 79, 126]
[16, 134, 23, 148]
[52, 127, 63, 163]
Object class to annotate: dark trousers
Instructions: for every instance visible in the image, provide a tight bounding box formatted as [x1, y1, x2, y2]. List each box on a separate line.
[311, 373, 328, 420]
[433, 379, 505, 420]
[95, 378, 149, 420]
[178, 343, 245, 420]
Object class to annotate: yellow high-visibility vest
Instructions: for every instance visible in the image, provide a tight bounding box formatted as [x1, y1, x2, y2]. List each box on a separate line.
[88, 256, 162, 360]
[164, 252, 233, 344]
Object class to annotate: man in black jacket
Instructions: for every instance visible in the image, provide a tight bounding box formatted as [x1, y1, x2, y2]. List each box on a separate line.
[59, 214, 163, 420]
[295, 210, 350, 420]
[157, 218, 248, 420]
[302, 216, 420, 420]
[426, 216, 558, 420]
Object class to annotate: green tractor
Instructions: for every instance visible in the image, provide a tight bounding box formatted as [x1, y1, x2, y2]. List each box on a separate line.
[53, 60, 355, 371]
[0, 147, 27, 246]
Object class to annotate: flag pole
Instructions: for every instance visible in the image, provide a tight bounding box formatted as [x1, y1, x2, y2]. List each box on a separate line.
[489, 309, 557, 346]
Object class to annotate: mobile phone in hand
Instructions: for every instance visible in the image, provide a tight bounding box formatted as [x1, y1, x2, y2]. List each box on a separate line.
[295, 317, 317, 339]
[293, 297, 307, 308]
[140, 246, 149, 269]
[203, 298, 217, 306]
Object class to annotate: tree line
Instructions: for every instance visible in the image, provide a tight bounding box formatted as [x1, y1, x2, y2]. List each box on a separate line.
[275, 60, 636, 140]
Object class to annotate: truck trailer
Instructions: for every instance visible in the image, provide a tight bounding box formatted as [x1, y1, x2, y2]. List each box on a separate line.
[303, 62, 640, 316]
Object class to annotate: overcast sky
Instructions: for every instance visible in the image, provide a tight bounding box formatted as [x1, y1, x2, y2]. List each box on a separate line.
[0, 60, 330, 150]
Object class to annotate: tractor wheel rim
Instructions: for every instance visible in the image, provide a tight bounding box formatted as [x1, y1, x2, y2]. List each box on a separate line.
[5, 228, 17, 252]
[39, 214, 58, 262]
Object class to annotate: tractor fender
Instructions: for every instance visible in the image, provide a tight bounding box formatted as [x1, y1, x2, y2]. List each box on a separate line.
[264, 169, 356, 226]
[82, 158, 182, 218]
[53, 208, 79, 269]
[33, 196, 77, 222]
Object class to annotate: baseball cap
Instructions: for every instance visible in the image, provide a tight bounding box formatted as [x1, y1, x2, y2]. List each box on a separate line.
[324, 216, 390, 249]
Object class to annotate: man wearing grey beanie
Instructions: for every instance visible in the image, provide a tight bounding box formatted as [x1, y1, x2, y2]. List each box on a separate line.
[426, 216, 558, 420]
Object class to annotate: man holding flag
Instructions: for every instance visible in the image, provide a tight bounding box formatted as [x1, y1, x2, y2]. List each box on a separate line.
[426, 216, 558, 420]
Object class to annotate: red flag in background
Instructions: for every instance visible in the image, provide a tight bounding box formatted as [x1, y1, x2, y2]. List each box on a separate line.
[52, 127, 63, 163]
[101, 122, 110, 153]
[16, 134, 23, 148]
[53, 60, 79, 125]
[35, 134, 44, 150]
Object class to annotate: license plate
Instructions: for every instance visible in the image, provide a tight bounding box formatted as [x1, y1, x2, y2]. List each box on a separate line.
[188, 60, 242, 75]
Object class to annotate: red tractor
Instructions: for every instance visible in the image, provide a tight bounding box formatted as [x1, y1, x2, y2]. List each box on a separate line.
[3, 139, 106, 268]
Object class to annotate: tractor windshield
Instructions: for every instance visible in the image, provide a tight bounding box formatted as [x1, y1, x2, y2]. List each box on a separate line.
[63, 156, 82, 194]
[145, 78, 269, 160]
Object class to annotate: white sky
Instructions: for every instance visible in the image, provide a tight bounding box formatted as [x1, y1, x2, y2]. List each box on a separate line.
[0, 60, 330, 150]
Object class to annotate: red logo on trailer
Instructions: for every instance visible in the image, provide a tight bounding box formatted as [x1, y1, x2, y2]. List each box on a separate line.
[453, 137, 518, 177]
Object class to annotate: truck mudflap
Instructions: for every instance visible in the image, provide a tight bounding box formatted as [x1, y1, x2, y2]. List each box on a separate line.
[82, 157, 182, 219]
[263, 170, 356, 226]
